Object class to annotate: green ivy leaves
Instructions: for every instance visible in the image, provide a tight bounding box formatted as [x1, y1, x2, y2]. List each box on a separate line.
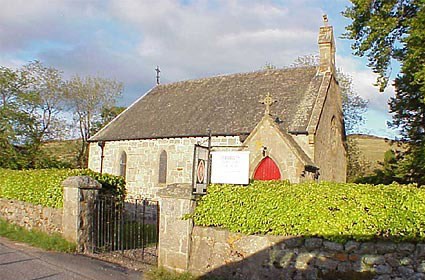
[0, 169, 126, 208]
[192, 181, 425, 243]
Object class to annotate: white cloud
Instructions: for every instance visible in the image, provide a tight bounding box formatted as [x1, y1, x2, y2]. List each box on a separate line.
[108, 0, 322, 81]
[0, 0, 400, 137]
[337, 55, 395, 113]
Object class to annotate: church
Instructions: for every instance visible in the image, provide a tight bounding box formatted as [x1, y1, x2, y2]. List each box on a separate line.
[88, 19, 346, 199]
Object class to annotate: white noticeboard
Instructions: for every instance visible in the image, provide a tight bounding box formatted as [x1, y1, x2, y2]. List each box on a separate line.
[211, 151, 250, 185]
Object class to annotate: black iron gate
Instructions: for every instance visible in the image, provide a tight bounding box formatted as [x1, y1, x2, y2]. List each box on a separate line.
[91, 195, 159, 264]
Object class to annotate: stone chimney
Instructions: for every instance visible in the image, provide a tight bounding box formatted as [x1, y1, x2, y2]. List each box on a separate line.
[318, 15, 336, 74]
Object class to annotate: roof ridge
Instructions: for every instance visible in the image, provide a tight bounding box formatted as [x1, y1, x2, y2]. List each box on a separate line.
[156, 66, 318, 88]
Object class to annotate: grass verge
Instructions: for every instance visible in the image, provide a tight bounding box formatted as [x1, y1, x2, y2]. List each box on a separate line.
[0, 218, 76, 253]
[145, 267, 197, 280]
[145, 267, 225, 280]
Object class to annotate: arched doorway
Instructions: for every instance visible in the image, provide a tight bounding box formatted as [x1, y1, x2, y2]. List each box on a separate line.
[253, 156, 281, 180]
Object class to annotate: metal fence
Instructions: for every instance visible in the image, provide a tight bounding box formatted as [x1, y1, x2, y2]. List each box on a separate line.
[90, 195, 159, 264]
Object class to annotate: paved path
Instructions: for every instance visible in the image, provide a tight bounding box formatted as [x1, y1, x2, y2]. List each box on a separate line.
[0, 237, 142, 280]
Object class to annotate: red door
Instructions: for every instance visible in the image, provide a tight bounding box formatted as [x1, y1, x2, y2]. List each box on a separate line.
[253, 156, 281, 180]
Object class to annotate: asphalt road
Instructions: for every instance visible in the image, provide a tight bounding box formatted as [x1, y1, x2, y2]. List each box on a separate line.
[0, 237, 142, 280]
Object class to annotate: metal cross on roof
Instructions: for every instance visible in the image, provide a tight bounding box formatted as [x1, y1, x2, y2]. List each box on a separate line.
[260, 92, 276, 115]
[155, 66, 161, 85]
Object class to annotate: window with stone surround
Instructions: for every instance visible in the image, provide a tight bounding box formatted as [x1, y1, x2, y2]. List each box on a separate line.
[159, 150, 167, 184]
[119, 151, 127, 179]
[331, 116, 337, 152]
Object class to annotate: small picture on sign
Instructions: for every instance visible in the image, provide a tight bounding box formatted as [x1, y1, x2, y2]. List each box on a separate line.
[196, 159, 206, 184]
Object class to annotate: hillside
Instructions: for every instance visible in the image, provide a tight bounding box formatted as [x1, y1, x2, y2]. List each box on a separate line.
[40, 135, 398, 175]
[41, 139, 81, 168]
[347, 134, 404, 172]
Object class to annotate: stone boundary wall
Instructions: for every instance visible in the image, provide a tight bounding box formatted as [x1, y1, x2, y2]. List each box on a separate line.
[0, 176, 100, 253]
[189, 226, 425, 280]
[0, 198, 62, 234]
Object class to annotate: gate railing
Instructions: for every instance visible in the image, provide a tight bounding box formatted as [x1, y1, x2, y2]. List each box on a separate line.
[90, 195, 159, 263]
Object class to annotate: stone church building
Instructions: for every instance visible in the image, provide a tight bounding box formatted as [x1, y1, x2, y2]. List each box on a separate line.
[88, 21, 346, 199]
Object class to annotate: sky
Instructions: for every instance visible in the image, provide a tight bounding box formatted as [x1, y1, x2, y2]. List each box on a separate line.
[0, 0, 399, 139]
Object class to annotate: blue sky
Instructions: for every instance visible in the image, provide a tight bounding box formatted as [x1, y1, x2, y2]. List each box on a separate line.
[0, 0, 399, 138]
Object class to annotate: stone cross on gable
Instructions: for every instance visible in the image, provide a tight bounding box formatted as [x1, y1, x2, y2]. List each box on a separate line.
[260, 92, 276, 115]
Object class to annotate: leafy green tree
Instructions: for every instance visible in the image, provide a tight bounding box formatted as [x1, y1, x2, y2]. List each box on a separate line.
[0, 62, 68, 169]
[90, 106, 126, 136]
[343, 0, 425, 185]
[65, 75, 123, 167]
[0, 66, 27, 168]
[346, 137, 371, 182]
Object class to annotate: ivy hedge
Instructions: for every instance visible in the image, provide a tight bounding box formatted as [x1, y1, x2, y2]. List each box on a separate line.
[192, 181, 425, 243]
[0, 169, 125, 208]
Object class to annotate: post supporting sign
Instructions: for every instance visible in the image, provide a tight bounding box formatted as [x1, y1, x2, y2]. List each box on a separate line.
[192, 144, 210, 195]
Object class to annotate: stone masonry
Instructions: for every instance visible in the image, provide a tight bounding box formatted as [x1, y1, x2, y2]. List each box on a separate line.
[0, 198, 62, 234]
[62, 176, 101, 252]
[88, 136, 241, 199]
[0, 176, 102, 253]
[189, 226, 425, 280]
[157, 183, 196, 273]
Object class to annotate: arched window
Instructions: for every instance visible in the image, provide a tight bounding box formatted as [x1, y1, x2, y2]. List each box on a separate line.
[331, 116, 338, 152]
[158, 150, 167, 184]
[253, 156, 281, 181]
[119, 151, 127, 179]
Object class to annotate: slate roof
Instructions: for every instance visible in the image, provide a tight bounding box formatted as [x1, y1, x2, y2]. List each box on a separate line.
[90, 66, 324, 142]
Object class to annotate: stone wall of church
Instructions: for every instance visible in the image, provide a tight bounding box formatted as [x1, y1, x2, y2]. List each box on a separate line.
[88, 136, 241, 199]
[292, 134, 314, 160]
[244, 117, 306, 183]
[314, 76, 347, 182]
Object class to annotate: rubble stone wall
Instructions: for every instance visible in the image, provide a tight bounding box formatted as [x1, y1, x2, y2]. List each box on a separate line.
[189, 226, 425, 280]
[0, 198, 62, 234]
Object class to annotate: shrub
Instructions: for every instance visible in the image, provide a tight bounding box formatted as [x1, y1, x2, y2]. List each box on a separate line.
[78, 169, 126, 200]
[192, 181, 425, 243]
[0, 168, 125, 208]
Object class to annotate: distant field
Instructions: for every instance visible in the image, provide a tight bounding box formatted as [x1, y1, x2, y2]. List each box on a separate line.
[40, 135, 399, 174]
[347, 134, 404, 172]
[41, 139, 81, 167]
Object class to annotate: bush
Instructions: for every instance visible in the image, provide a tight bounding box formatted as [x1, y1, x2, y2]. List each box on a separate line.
[192, 181, 425, 243]
[0, 168, 126, 208]
[78, 169, 126, 200]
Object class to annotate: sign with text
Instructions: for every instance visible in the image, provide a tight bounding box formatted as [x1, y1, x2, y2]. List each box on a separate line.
[211, 151, 250, 185]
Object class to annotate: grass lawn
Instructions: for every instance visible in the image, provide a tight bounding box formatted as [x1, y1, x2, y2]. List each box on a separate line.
[0, 218, 76, 253]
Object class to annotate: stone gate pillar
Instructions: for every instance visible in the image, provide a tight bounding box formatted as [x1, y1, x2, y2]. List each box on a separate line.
[62, 176, 101, 252]
[158, 183, 196, 272]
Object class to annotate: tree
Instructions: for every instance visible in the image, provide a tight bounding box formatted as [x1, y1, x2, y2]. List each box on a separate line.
[20, 61, 66, 167]
[90, 106, 126, 136]
[289, 54, 319, 68]
[0, 62, 67, 169]
[346, 137, 371, 182]
[0, 66, 27, 168]
[289, 55, 368, 134]
[289, 54, 369, 180]
[338, 71, 368, 134]
[263, 63, 277, 70]
[65, 75, 123, 167]
[343, 0, 425, 185]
